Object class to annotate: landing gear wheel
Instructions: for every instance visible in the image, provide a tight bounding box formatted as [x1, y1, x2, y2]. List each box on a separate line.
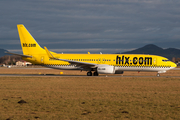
[87, 71, 92, 76]
[93, 72, 99, 76]
[157, 73, 160, 77]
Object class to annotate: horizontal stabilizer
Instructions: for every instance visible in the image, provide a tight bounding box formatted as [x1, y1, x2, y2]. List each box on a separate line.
[5, 51, 32, 58]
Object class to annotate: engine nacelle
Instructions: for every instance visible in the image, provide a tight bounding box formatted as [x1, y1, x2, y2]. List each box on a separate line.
[97, 65, 115, 74]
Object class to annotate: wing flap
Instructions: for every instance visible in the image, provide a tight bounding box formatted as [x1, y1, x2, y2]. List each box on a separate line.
[44, 46, 97, 68]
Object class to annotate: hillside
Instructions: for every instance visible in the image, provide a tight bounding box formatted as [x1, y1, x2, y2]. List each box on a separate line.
[122, 44, 180, 60]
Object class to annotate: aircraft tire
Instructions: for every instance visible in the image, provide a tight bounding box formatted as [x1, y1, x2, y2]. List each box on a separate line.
[93, 72, 99, 76]
[87, 71, 92, 76]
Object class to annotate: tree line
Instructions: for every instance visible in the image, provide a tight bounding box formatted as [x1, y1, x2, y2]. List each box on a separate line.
[0, 55, 22, 65]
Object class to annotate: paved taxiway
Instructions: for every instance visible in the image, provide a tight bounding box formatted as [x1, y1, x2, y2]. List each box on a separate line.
[0, 74, 180, 78]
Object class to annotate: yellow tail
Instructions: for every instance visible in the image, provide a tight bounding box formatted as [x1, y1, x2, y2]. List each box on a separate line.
[17, 24, 46, 55]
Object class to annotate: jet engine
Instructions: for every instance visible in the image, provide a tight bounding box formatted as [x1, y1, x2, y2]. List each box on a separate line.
[97, 65, 115, 74]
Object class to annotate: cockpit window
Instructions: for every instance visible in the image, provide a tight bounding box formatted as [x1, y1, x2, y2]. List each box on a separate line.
[162, 59, 170, 62]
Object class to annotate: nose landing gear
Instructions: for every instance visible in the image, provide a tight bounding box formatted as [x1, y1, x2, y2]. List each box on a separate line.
[157, 73, 160, 77]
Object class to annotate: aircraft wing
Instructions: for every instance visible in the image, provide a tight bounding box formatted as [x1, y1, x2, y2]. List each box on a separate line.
[5, 51, 32, 58]
[44, 47, 97, 68]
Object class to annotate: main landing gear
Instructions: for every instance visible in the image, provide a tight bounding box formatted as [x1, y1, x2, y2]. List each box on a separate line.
[87, 71, 92, 76]
[87, 71, 99, 76]
[93, 72, 99, 76]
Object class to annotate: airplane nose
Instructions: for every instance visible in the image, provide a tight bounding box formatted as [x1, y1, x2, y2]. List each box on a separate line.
[171, 62, 177, 68]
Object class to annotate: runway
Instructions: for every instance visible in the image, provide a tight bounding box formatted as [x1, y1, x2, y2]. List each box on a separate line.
[0, 74, 180, 78]
[0, 67, 179, 78]
[173, 68, 180, 70]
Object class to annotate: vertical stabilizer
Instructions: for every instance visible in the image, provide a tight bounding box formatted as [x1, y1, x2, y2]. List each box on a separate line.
[17, 24, 45, 55]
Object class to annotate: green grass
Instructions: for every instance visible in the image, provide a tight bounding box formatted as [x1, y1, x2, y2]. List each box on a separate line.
[0, 77, 180, 120]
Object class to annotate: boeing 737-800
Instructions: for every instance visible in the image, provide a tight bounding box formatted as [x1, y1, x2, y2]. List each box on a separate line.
[7, 24, 177, 76]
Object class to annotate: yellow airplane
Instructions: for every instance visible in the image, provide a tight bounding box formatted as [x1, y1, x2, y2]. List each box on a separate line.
[8, 24, 177, 76]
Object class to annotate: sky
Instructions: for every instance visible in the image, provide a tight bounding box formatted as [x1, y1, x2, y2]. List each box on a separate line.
[0, 0, 180, 54]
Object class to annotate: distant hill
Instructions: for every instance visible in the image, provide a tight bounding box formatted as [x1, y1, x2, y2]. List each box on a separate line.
[122, 44, 180, 60]
[0, 48, 9, 58]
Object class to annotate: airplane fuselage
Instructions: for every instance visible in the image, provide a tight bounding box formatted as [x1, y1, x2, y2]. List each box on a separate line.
[22, 53, 176, 73]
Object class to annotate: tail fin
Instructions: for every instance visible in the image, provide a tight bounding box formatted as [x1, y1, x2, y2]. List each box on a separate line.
[17, 24, 45, 55]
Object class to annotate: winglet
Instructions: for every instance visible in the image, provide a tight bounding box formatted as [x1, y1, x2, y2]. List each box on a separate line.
[44, 46, 55, 59]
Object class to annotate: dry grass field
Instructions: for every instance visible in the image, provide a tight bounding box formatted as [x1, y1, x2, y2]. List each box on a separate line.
[0, 68, 180, 120]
